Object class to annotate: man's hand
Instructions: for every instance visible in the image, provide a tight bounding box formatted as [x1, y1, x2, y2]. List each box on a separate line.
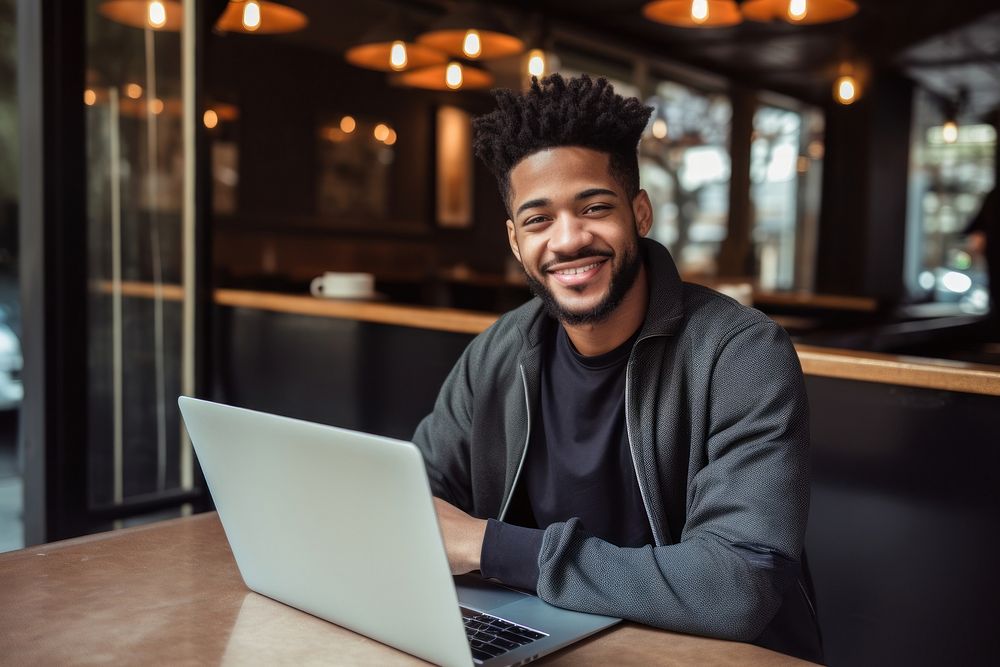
[433, 497, 488, 575]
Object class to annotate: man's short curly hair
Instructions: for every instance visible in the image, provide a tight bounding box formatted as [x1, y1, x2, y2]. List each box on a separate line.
[472, 73, 653, 215]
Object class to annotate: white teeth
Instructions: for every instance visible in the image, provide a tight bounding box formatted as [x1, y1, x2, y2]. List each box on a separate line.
[554, 262, 600, 276]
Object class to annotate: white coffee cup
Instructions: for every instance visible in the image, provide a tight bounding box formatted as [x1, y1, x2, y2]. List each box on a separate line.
[310, 272, 375, 299]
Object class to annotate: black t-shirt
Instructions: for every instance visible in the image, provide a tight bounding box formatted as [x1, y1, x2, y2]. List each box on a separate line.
[479, 322, 653, 591]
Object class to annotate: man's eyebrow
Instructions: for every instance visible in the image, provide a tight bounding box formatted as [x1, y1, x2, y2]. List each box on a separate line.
[515, 189, 618, 217]
[515, 198, 550, 217]
[576, 188, 618, 200]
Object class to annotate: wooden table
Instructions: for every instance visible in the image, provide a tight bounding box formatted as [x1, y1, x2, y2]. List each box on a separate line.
[0, 513, 812, 665]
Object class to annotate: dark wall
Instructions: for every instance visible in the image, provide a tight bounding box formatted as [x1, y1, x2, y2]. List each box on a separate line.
[205, 35, 511, 276]
[816, 71, 914, 303]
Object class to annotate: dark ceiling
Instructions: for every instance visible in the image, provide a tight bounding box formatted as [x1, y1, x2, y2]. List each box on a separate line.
[268, 0, 1000, 112]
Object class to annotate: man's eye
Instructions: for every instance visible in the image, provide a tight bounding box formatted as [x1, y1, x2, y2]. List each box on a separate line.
[585, 204, 611, 214]
[524, 216, 547, 226]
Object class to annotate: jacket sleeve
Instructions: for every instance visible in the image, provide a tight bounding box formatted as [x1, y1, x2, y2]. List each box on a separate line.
[411, 341, 477, 509]
[534, 320, 810, 642]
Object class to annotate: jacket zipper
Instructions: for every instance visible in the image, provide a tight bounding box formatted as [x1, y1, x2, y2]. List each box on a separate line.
[625, 334, 667, 547]
[498, 363, 532, 521]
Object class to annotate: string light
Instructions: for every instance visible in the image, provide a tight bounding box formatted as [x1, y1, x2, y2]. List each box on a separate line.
[84, 89, 97, 106]
[203, 109, 219, 129]
[125, 83, 143, 99]
[339, 116, 356, 133]
[373, 123, 390, 142]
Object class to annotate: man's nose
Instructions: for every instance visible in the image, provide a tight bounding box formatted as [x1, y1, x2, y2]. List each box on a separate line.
[548, 213, 593, 256]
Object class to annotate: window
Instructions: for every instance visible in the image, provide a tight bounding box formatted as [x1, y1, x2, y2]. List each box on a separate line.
[906, 88, 995, 310]
[750, 103, 823, 290]
[641, 81, 732, 278]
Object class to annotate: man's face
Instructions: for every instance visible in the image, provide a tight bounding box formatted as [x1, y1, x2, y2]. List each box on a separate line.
[505, 146, 653, 326]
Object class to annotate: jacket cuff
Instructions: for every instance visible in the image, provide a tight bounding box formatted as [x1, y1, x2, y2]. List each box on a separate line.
[480, 518, 545, 592]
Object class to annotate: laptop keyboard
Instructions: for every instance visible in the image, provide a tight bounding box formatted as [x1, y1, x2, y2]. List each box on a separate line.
[461, 609, 547, 663]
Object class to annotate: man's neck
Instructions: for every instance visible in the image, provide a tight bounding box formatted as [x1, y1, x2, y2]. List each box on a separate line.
[561, 265, 649, 357]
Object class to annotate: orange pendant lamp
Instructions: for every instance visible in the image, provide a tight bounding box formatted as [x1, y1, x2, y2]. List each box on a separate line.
[345, 13, 448, 73]
[741, 0, 858, 24]
[417, 4, 524, 60]
[214, 0, 307, 34]
[393, 61, 494, 91]
[642, 0, 743, 28]
[98, 0, 183, 31]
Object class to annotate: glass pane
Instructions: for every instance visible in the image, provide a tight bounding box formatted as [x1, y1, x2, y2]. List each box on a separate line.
[85, 0, 190, 507]
[750, 104, 824, 290]
[641, 81, 732, 278]
[0, 0, 23, 553]
[906, 89, 995, 309]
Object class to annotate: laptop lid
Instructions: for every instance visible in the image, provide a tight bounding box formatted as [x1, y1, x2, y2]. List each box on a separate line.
[178, 396, 473, 667]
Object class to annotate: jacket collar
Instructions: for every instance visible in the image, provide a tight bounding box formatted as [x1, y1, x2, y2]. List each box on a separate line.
[516, 237, 687, 350]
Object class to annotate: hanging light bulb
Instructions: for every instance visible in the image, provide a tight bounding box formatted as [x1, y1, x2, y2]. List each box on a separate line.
[446, 62, 464, 89]
[527, 49, 545, 78]
[373, 123, 391, 142]
[787, 0, 808, 21]
[834, 75, 857, 105]
[384, 129, 397, 146]
[84, 89, 97, 106]
[462, 30, 482, 58]
[204, 109, 219, 129]
[125, 83, 143, 99]
[691, 0, 709, 24]
[242, 0, 262, 31]
[147, 0, 167, 28]
[942, 120, 959, 144]
[339, 115, 356, 133]
[652, 118, 668, 139]
[389, 41, 408, 70]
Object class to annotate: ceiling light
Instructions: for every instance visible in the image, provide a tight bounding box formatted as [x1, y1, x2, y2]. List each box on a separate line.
[417, 5, 524, 60]
[942, 120, 959, 144]
[741, 0, 858, 24]
[394, 62, 494, 91]
[642, 0, 743, 28]
[214, 0, 307, 34]
[527, 49, 546, 78]
[345, 13, 448, 72]
[98, 0, 183, 31]
[834, 75, 858, 105]
[242, 0, 261, 31]
[462, 30, 482, 58]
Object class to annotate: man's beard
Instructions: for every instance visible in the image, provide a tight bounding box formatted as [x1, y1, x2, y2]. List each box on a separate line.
[522, 238, 643, 326]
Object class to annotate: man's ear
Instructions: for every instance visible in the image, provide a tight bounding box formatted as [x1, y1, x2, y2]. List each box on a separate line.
[506, 219, 522, 264]
[633, 190, 654, 238]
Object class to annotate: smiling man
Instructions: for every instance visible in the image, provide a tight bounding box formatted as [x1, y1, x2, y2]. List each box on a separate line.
[413, 74, 822, 662]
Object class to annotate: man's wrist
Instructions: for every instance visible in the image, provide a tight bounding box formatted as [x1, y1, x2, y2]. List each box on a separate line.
[468, 518, 487, 571]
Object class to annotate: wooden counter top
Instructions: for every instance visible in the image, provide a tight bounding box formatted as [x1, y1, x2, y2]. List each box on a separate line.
[0, 513, 811, 666]
[96, 282, 1000, 396]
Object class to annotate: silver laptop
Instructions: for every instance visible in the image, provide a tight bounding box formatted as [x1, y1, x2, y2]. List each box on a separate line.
[178, 396, 620, 667]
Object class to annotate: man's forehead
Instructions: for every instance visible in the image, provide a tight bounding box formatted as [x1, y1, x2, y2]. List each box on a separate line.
[508, 147, 619, 206]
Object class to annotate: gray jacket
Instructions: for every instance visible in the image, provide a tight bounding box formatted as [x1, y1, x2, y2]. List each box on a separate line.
[413, 238, 814, 646]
